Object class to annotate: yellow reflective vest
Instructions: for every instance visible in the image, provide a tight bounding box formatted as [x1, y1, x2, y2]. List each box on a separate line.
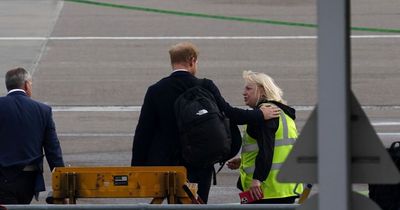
[240, 111, 303, 199]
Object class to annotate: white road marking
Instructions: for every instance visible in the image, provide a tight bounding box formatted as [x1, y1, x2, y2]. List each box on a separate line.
[58, 132, 400, 137]
[59, 133, 133, 137]
[372, 122, 400, 126]
[1, 35, 400, 41]
[30, 1, 65, 76]
[52, 106, 141, 112]
[51, 105, 400, 112]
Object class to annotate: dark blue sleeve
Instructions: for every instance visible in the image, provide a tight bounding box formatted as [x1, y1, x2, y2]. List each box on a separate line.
[253, 117, 279, 182]
[203, 79, 264, 125]
[43, 107, 65, 171]
[131, 86, 157, 166]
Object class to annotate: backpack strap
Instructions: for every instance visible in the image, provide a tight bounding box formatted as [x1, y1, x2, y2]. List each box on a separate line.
[212, 167, 217, 185]
[211, 162, 226, 186]
[216, 162, 225, 174]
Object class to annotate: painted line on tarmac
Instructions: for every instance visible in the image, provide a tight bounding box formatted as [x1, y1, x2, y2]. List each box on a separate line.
[59, 133, 133, 137]
[65, 0, 400, 34]
[2, 35, 400, 41]
[30, 1, 64, 77]
[58, 132, 400, 137]
[372, 122, 400, 126]
[50, 105, 400, 112]
[52, 106, 140, 112]
[378, 133, 400, 136]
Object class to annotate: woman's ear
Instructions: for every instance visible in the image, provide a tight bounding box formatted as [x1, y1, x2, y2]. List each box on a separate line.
[258, 87, 267, 99]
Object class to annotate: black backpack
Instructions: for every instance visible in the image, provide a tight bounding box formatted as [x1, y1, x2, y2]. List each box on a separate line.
[369, 141, 400, 210]
[174, 80, 232, 168]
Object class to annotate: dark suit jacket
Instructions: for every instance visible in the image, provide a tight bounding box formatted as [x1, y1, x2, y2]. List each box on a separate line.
[0, 91, 64, 191]
[131, 71, 264, 166]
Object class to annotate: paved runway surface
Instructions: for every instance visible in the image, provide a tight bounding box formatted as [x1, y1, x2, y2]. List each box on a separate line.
[1, 0, 399, 204]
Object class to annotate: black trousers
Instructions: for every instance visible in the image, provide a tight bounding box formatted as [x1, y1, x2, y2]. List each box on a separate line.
[186, 165, 213, 204]
[0, 171, 36, 204]
[251, 196, 297, 204]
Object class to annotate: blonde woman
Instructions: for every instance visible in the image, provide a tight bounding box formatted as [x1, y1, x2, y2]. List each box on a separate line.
[227, 70, 303, 204]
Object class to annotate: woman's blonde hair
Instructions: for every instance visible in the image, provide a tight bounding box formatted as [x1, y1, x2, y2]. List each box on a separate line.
[242, 70, 285, 104]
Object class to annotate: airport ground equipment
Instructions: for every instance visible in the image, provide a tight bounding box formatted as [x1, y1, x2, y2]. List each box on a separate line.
[49, 166, 199, 204]
[297, 184, 312, 204]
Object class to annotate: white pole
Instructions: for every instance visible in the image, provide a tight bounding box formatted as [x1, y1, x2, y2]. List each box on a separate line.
[317, 0, 351, 210]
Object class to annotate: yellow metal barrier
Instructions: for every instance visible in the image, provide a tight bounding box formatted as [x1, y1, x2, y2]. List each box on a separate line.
[50, 166, 198, 204]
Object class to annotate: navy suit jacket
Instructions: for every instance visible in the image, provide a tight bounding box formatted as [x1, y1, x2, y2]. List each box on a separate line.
[131, 71, 264, 166]
[0, 90, 64, 191]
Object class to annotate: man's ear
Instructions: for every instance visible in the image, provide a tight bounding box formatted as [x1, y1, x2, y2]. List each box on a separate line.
[188, 59, 194, 67]
[191, 57, 197, 66]
[24, 80, 33, 97]
[23, 81, 29, 91]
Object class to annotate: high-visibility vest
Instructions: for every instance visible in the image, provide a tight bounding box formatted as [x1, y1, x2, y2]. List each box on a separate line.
[240, 111, 303, 199]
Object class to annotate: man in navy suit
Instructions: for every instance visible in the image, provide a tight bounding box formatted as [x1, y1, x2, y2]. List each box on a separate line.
[0, 67, 64, 204]
[131, 42, 279, 203]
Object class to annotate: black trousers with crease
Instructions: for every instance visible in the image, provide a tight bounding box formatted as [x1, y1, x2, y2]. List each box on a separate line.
[0, 170, 36, 204]
[186, 165, 213, 204]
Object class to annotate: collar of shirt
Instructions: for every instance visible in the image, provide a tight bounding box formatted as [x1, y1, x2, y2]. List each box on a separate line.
[172, 69, 189, 73]
[8, 89, 26, 94]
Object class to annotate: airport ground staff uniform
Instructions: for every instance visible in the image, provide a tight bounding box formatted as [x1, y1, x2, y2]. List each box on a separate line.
[239, 100, 303, 204]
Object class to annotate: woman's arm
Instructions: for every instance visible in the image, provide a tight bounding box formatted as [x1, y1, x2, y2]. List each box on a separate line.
[247, 118, 279, 199]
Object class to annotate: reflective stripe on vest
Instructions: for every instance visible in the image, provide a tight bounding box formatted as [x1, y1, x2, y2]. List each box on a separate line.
[281, 111, 288, 138]
[241, 138, 296, 153]
[241, 112, 295, 174]
[243, 163, 283, 174]
[241, 111, 295, 153]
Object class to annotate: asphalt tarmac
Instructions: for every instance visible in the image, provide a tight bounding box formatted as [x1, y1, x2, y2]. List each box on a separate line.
[0, 0, 399, 204]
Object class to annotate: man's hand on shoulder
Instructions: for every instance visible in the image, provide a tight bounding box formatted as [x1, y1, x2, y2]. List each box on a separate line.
[259, 104, 280, 120]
